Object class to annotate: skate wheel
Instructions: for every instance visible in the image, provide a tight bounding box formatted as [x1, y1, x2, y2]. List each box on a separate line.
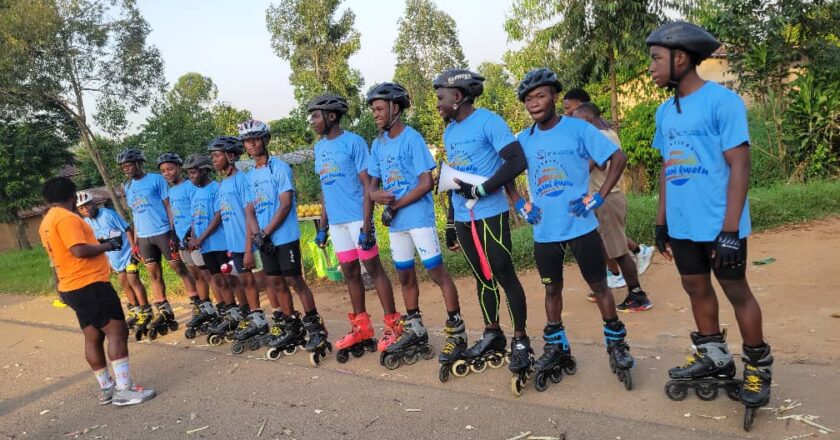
[351, 345, 365, 358]
[224, 335, 234, 343]
[470, 358, 487, 374]
[135, 331, 143, 342]
[148, 329, 158, 341]
[184, 328, 197, 339]
[665, 381, 688, 401]
[248, 339, 260, 351]
[421, 345, 435, 360]
[231, 341, 245, 355]
[310, 351, 322, 367]
[451, 360, 469, 377]
[438, 364, 450, 383]
[404, 352, 420, 365]
[284, 345, 298, 355]
[534, 372, 549, 392]
[695, 383, 719, 401]
[168, 321, 179, 331]
[336, 350, 350, 364]
[365, 339, 377, 352]
[565, 357, 578, 375]
[549, 370, 563, 384]
[266, 347, 282, 361]
[726, 384, 741, 402]
[622, 370, 633, 390]
[510, 375, 524, 397]
[743, 406, 756, 432]
[208, 334, 223, 347]
[488, 355, 505, 369]
[383, 354, 400, 370]
[159, 326, 169, 336]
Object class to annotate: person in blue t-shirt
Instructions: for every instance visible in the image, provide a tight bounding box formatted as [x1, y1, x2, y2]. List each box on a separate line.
[157, 152, 211, 320]
[76, 191, 148, 329]
[118, 148, 194, 333]
[239, 119, 329, 358]
[511, 68, 635, 389]
[432, 69, 531, 379]
[647, 22, 772, 412]
[366, 83, 461, 367]
[208, 136, 269, 346]
[309, 93, 401, 360]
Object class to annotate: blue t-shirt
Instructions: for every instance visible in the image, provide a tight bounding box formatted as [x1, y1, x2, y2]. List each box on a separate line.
[169, 180, 196, 241]
[248, 157, 300, 245]
[368, 126, 437, 232]
[217, 171, 254, 253]
[519, 117, 618, 243]
[653, 81, 751, 241]
[314, 131, 369, 225]
[443, 108, 517, 222]
[124, 173, 170, 238]
[191, 181, 227, 253]
[84, 207, 132, 271]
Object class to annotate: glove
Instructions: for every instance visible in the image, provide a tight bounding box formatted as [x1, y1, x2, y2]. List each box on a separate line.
[168, 230, 179, 253]
[104, 235, 123, 252]
[253, 231, 276, 255]
[358, 227, 376, 251]
[713, 230, 744, 269]
[568, 193, 604, 217]
[131, 244, 141, 259]
[514, 199, 542, 225]
[655, 224, 670, 254]
[314, 228, 329, 248]
[445, 221, 458, 249]
[454, 179, 486, 200]
[381, 207, 397, 227]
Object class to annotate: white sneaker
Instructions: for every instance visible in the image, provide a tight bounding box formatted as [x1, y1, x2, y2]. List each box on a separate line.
[634, 245, 654, 275]
[112, 384, 156, 406]
[98, 385, 115, 405]
[607, 271, 626, 288]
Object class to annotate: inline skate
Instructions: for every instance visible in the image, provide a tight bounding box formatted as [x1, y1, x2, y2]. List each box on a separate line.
[605, 321, 634, 390]
[231, 310, 269, 355]
[334, 312, 377, 363]
[133, 305, 152, 341]
[509, 335, 534, 397]
[665, 332, 741, 402]
[140, 301, 178, 341]
[206, 304, 244, 346]
[438, 317, 467, 382]
[380, 313, 434, 370]
[377, 312, 403, 352]
[533, 325, 577, 392]
[265, 312, 306, 360]
[449, 328, 508, 380]
[740, 343, 773, 431]
[303, 312, 332, 366]
[184, 299, 218, 339]
[125, 304, 139, 333]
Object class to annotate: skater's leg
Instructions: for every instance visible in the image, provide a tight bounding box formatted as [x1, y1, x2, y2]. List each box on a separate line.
[340, 259, 366, 314]
[116, 272, 138, 307]
[144, 262, 167, 302]
[101, 318, 129, 362]
[615, 254, 640, 288]
[568, 231, 618, 319]
[681, 273, 721, 336]
[397, 268, 420, 312]
[267, 275, 294, 316]
[545, 282, 564, 323]
[482, 213, 527, 336]
[82, 325, 108, 370]
[362, 256, 397, 315]
[718, 278, 764, 346]
[428, 266, 459, 312]
[167, 258, 197, 298]
[126, 272, 148, 306]
[454, 219, 500, 329]
[238, 271, 261, 311]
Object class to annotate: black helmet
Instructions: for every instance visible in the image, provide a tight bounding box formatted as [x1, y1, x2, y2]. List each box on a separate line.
[306, 93, 349, 114]
[517, 68, 563, 102]
[156, 152, 183, 168]
[646, 21, 721, 60]
[207, 136, 244, 155]
[117, 148, 145, 164]
[432, 69, 485, 98]
[183, 154, 213, 171]
[366, 82, 411, 109]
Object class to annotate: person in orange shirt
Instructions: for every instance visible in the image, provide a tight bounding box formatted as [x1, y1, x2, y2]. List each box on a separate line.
[38, 177, 155, 407]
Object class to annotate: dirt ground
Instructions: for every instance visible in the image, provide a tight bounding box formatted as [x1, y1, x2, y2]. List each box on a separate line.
[1, 217, 839, 439]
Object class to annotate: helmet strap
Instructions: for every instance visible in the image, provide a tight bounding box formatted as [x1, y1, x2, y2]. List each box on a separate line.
[383, 102, 400, 132]
[668, 49, 683, 114]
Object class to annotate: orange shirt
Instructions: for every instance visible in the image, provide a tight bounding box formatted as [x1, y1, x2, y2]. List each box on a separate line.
[38, 206, 111, 292]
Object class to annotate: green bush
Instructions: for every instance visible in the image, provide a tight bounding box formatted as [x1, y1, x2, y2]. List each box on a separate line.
[784, 73, 840, 180]
[619, 101, 661, 193]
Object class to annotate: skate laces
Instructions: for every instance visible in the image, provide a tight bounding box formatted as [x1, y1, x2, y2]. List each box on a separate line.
[743, 365, 765, 393]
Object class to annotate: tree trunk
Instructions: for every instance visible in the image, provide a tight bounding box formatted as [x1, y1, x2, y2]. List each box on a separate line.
[608, 44, 620, 131]
[77, 122, 129, 220]
[14, 215, 31, 250]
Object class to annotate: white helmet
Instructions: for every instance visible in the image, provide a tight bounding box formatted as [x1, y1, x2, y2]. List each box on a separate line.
[76, 191, 94, 207]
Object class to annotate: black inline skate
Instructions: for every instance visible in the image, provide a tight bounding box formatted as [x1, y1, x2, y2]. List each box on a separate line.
[740, 343, 773, 431]
[438, 317, 467, 382]
[303, 312, 332, 366]
[605, 321, 634, 390]
[266, 312, 306, 360]
[133, 305, 152, 341]
[206, 304, 244, 346]
[140, 301, 178, 341]
[380, 313, 435, 370]
[533, 324, 577, 392]
[184, 300, 219, 339]
[509, 335, 535, 397]
[449, 328, 508, 380]
[665, 332, 741, 403]
[231, 310, 269, 355]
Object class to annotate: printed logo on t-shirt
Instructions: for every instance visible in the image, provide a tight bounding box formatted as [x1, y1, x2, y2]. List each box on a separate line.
[447, 148, 479, 174]
[317, 150, 347, 186]
[220, 200, 234, 222]
[130, 194, 152, 213]
[383, 155, 409, 196]
[252, 185, 272, 215]
[664, 141, 709, 186]
[532, 150, 573, 197]
[193, 206, 209, 228]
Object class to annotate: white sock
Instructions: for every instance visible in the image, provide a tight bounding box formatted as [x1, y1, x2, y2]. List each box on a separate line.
[93, 367, 114, 389]
[112, 357, 132, 390]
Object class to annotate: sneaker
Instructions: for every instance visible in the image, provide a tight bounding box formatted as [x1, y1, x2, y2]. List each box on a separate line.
[586, 292, 597, 302]
[616, 292, 653, 312]
[633, 245, 654, 275]
[112, 384, 156, 406]
[607, 271, 626, 288]
[99, 385, 115, 405]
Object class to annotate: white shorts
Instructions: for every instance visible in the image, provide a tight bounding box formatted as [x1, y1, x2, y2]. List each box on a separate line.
[389, 227, 443, 270]
[179, 249, 205, 268]
[331, 221, 380, 264]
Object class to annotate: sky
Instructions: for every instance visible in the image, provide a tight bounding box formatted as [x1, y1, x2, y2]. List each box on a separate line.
[133, 0, 517, 127]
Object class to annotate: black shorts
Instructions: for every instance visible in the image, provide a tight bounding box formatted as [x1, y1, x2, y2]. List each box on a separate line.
[261, 240, 303, 277]
[534, 229, 607, 285]
[137, 232, 178, 264]
[670, 237, 748, 280]
[201, 251, 230, 275]
[59, 281, 125, 329]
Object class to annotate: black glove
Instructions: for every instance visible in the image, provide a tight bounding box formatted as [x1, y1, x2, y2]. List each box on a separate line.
[252, 231, 276, 255]
[104, 235, 123, 252]
[713, 230, 744, 269]
[381, 207, 397, 227]
[445, 221, 458, 249]
[655, 224, 670, 254]
[168, 230, 179, 253]
[358, 227, 377, 251]
[454, 180, 485, 200]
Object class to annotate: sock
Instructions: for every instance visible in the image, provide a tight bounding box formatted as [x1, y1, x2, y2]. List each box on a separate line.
[632, 247, 641, 255]
[189, 295, 200, 305]
[272, 310, 284, 320]
[94, 367, 114, 389]
[603, 316, 620, 327]
[447, 308, 461, 321]
[628, 285, 642, 294]
[305, 309, 319, 317]
[407, 308, 420, 317]
[112, 357, 132, 390]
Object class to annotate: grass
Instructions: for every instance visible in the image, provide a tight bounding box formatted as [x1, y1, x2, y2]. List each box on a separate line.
[3, 180, 839, 295]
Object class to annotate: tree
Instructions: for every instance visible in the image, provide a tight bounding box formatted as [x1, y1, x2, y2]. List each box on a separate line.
[265, 0, 364, 117]
[269, 111, 315, 154]
[212, 103, 252, 137]
[0, 0, 165, 219]
[0, 107, 76, 249]
[475, 62, 531, 134]
[393, 0, 468, 143]
[505, 0, 667, 125]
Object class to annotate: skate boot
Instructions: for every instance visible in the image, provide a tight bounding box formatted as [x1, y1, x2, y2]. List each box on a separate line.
[125, 304, 139, 331]
[380, 312, 435, 370]
[256, 310, 287, 349]
[740, 343, 773, 431]
[450, 328, 508, 379]
[146, 301, 178, 341]
[133, 305, 152, 341]
[265, 312, 306, 360]
[509, 335, 534, 396]
[231, 310, 269, 355]
[604, 320, 635, 390]
[377, 312, 404, 352]
[206, 304, 243, 346]
[533, 324, 578, 392]
[302, 312, 332, 366]
[665, 332, 739, 402]
[184, 300, 218, 339]
[438, 317, 467, 383]
[334, 312, 377, 363]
